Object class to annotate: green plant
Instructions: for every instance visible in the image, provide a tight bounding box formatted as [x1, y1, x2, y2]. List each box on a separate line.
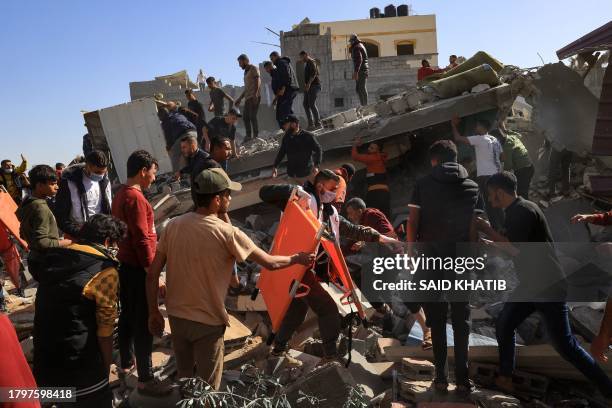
[177, 364, 326, 408]
[342, 385, 369, 408]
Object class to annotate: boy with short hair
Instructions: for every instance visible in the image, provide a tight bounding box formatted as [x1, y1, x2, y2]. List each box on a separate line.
[17, 165, 71, 264]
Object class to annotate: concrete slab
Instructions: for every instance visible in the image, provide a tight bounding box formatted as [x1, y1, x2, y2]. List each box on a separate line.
[346, 350, 387, 398]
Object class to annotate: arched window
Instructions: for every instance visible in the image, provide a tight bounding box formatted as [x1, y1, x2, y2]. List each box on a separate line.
[396, 40, 415, 56]
[362, 40, 380, 58]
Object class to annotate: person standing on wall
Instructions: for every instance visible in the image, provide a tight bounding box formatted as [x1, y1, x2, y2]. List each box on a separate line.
[270, 51, 299, 128]
[349, 34, 369, 107]
[234, 54, 261, 142]
[300, 50, 322, 130]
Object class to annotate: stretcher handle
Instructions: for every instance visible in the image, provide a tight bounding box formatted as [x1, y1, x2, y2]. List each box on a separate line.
[289, 279, 311, 298]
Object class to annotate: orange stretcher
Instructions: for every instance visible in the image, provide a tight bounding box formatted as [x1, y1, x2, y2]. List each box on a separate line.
[0, 190, 27, 288]
[256, 188, 367, 333]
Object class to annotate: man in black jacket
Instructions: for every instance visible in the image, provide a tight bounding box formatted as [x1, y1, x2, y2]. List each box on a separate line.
[185, 89, 207, 143]
[54, 150, 112, 240]
[349, 34, 369, 106]
[300, 50, 322, 130]
[272, 115, 322, 185]
[270, 51, 299, 128]
[406, 140, 484, 394]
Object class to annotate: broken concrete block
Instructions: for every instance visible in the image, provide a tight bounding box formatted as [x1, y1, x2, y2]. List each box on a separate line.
[245, 214, 266, 231]
[469, 363, 549, 399]
[284, 362, 357, 407]
[376, 337, 401, 360]
[399, 379, 437, 403]
[223, 336, 267, 370]
[402, 358, 435, 381]
[471, 84, 491, 93]
[243, 311, 264, 332]
[346, 350, 387, 398]
[322, 113, 346, 129]
[151, 347, 173, 369]
[374, 101, 393, 116]
[389, 96, 409, 114]
[370, 361, 397, 380]
[342, 108, 359, 123]
[469, 388, 521, 408]
[224, 314, 253, 349]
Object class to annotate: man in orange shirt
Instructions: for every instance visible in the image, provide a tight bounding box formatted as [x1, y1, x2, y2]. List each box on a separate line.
[351, 137, 391, 218]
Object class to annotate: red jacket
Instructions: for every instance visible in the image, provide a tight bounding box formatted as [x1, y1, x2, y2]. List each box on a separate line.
[112, 185, 156, 268]
[361, 208, 397, 239]
[591, 211, 612, 226]
[0, 315, 41, 408]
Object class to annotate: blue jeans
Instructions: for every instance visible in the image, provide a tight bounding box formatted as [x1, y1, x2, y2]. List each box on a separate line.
[496, 302, 612, 396]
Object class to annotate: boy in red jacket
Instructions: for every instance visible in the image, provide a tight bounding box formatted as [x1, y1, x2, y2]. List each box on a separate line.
[111, 150, 170, 396]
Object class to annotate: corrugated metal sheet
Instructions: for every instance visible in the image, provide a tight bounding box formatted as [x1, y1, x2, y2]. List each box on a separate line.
[98, 98, 172, 182]
[557, 21, 612, 59]
[592, 59, 612, 155]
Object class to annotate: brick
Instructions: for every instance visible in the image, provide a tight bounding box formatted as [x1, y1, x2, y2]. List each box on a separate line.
[376, 337, 401, 360]
[284, 362, 357, 407]
[469, 362, 549, 398]
[402, 357, 435, 380]
[399, 379, 436, 403]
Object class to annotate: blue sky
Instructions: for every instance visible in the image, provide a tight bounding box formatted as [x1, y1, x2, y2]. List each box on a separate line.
[1, 0, 610, 166]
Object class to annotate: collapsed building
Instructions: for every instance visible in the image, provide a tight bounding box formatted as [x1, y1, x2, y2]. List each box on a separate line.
[5, 15, 612, 408]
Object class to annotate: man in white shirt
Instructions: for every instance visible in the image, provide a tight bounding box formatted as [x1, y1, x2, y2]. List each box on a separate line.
[54, 150, 112, 239]
[451, 116, 504, 229]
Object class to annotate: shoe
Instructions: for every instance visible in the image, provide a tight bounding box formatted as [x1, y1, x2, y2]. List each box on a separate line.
[455, 381, 475, 396]
[494, 375, 514, 393]
[433, 380, 449, 393]
[137, 377, 173, 397]
[422, 328, 433, 350]
[269, 350, 303, 369]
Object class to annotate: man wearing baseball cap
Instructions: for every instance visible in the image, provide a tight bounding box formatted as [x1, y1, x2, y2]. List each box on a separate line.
[146, 168, 313, 389]
[272, 114, 322, 186]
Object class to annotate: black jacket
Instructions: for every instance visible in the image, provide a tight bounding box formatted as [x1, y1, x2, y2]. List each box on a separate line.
[275, 57, 299, 91]
[33, 245, 117, 392]
[180, 149, 220, 179]
[259, 183, 381, 243]
[54, 164, 112, 238]
[304, 57, 320, 87]
[411, 162, 482, 244]
[273, 129, 322, 178]
[351, 41, 369, 73]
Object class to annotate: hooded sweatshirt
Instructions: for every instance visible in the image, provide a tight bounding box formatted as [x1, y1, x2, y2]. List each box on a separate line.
[16, 196, 60, 251]
[409, 162, 484, 243]
[275, 56, 299, 91]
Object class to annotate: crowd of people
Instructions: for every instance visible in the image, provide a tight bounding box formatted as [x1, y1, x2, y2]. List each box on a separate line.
[1, 36, 611, 408]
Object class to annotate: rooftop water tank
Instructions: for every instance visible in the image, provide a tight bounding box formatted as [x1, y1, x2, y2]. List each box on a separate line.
[397, 4, 409, 16]
[384, 4, 397, 17]
[370, 7, 380, 18]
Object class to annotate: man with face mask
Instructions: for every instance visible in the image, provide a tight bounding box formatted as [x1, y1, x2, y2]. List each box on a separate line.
[259, 169, 399, 366]
[54, 150, 112, 240]
[0, 155, 28, 205]
[272, 115, 322, 186]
